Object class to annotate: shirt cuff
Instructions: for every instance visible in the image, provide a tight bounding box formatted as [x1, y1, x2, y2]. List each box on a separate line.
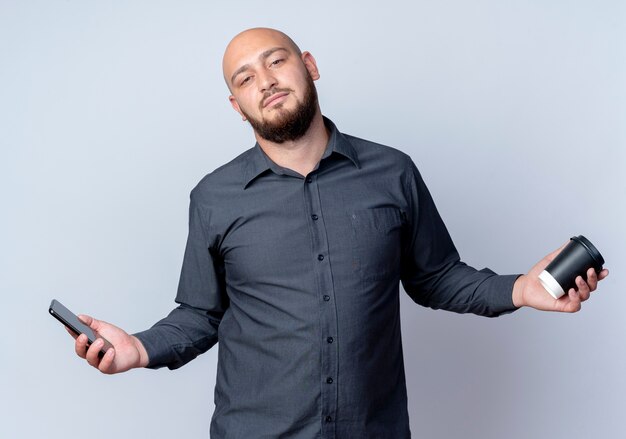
[133, 328, 173, 369]
[485, 273, 523, 316]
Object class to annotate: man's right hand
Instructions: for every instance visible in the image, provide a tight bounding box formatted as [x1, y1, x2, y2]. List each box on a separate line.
[69, 315, 149, 374]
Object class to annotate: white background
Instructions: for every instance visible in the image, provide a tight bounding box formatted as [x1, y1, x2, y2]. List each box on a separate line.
[1, 1, 624, 438]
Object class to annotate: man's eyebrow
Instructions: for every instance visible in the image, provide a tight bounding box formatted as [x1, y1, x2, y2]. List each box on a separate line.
[230, 47, 290, 85]
[259, 46, 289, 61]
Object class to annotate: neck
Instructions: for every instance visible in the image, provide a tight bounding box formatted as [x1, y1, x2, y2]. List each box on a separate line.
[255, 111, 329, 177]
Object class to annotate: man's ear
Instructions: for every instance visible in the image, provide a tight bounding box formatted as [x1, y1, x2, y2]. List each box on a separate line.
[301, 51, 320, 81]
[229, 95, 247, 121]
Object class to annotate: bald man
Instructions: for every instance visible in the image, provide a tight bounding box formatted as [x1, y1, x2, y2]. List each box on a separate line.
[70, 28, 608, 438]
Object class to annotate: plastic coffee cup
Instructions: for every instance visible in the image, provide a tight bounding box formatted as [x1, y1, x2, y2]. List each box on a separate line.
[538, 235, 605, 299]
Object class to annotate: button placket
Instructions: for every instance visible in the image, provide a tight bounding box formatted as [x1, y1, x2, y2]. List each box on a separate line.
[303, 172, 338, 438]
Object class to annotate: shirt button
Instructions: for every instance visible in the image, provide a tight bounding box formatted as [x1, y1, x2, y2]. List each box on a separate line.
[311, 214, 318, 220]
[323, 295, 330, 301]
[326, 377, 333, 384]
[306, 177, 313, 183]
[317, 254, 324, 261]
[327, 337, 333, 343]
[325, 415, 332, 423]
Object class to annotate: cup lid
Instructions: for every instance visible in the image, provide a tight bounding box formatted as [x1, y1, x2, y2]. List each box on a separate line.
[571, 235, 605, 269]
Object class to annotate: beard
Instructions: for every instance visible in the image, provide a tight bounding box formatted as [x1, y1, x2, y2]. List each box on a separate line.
[241, 74, 318, 144]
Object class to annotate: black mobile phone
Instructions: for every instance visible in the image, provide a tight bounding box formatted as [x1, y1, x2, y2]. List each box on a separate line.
[49, 299, 113, 359]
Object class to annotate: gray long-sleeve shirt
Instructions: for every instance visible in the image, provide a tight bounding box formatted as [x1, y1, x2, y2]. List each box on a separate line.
[134, 117, 519, 438]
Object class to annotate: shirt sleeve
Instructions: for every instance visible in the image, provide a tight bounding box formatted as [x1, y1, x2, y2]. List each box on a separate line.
[400, 158, 520, 317]
[133, 189, 229, 369]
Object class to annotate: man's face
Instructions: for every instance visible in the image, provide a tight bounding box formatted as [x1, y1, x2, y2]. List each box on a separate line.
[223, 29, 321, 143]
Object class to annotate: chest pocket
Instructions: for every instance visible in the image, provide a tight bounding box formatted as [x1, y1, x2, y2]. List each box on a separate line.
[350, 207, 404, 281]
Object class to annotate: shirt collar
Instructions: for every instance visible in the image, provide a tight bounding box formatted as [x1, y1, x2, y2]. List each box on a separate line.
[242, 116, 360, 189]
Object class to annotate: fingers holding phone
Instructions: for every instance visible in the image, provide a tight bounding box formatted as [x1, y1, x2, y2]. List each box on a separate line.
[49, 300, 113, 359]
[73, 314, 145, 373]
[50, 299, 149, 374]
[81, 334, 115, 372]
[75, 315, 119, 373]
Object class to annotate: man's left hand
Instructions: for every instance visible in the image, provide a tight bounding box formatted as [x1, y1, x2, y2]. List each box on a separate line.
[512, 242, 609, 312]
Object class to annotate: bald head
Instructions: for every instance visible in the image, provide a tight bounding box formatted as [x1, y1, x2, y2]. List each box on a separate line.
[222, 28, 302, 91]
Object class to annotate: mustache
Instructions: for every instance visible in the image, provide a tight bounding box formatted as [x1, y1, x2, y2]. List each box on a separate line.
[260, 87, 294, 108]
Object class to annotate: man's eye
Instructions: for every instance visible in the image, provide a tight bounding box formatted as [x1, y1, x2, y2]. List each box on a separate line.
[271, 59, 283, 66]
[241, 76, 252, 85]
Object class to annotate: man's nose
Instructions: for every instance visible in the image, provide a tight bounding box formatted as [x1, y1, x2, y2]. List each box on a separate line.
[258, 71, 278, 93]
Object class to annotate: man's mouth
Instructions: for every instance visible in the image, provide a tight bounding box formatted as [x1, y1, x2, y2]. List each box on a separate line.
[263, 92, 289, 108]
